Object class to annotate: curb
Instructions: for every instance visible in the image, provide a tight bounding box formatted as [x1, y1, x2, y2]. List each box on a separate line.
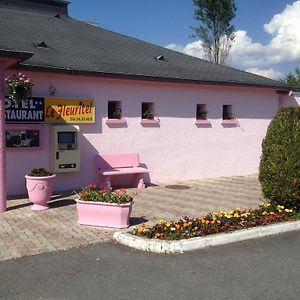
[113, 220, 300, 253]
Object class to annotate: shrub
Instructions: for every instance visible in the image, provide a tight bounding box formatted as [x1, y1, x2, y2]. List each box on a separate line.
[27, 168, 53, 177]
[259, 106, 300, 210]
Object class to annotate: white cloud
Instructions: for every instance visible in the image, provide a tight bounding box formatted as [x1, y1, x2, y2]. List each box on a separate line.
[245, 68, 283, 80]
[166, 41, 205, 59]
[165, 1, 300, 78]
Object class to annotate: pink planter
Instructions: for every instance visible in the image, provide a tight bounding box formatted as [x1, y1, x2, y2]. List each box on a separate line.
[76, 199, 133, 228]
[25, 174, 56, 211]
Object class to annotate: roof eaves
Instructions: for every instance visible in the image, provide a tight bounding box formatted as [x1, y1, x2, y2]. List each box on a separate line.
[0, 49, 34, 62]
[16, 63, 290, 91]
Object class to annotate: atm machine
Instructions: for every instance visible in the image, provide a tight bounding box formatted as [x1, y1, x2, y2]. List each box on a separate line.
[50, 125, 80, 172]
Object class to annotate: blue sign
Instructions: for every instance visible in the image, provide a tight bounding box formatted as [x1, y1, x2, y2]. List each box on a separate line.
[5, 97, 45, 123]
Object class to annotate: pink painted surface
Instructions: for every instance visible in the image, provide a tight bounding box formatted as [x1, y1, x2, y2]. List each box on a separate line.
[195, 120, 211, 125]
[25, 174, 56, 210]
[4, 70, 299, 196]
[140, 119, 160, 125]
[221, 119, 237, 125]
[95, 153, 148, 189]
[281, 94, 300, 107]
[96, 152, 141, 169]
[105, 118, 127, 125]
[0, 62, 7, 212]
[76, 199, 132, 228]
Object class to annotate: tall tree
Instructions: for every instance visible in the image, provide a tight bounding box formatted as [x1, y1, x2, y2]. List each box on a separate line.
[281, 67, 300, 89]
[191, 0, 236, 64]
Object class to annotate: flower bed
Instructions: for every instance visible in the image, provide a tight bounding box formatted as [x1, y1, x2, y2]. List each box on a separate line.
[132, 204, 300, 240]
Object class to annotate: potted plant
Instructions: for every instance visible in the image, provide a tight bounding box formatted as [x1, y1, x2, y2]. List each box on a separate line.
[75, 185, 134, 228]
[112, 108, 122, 119]
[196, 111, 208, 120]
[142, 110, 155, 120]
[25, 168, 56, 211]
[5, 72, 33, 102]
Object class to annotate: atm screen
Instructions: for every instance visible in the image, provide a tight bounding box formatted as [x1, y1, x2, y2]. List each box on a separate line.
[58, 132, 75, 144]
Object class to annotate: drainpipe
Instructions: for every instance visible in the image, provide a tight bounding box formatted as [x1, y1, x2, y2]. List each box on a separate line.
[0, 62, 6, 212]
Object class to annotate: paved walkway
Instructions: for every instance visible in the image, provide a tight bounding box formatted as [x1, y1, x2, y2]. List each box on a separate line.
[0, 175, 262, 261]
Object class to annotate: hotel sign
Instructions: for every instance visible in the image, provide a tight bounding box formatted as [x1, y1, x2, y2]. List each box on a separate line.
[5, 97, 95, 124]
[5, 97, 44, 123]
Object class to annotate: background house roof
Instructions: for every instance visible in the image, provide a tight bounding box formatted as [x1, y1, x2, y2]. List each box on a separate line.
[0, 0, 290, 90]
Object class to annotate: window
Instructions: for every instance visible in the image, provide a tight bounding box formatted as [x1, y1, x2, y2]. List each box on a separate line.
[196, 104, 207, 120]
[6, 129, 40, 148]
[141, 102, 155, 119]
[222, 105, 234, 120]
[108, 101, 122, 119]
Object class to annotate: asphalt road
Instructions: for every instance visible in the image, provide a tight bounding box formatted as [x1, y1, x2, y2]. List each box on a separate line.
[1, 231, 300, 300]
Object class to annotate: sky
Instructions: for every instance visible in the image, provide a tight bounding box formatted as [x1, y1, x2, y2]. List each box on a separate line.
[69, 0, 300, 80]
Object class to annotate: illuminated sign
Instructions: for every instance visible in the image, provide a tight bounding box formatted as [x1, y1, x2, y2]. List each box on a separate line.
[45, 98, 95, 123]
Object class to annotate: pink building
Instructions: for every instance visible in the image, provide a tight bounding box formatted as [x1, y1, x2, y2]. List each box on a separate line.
[0, 0, 298, 196]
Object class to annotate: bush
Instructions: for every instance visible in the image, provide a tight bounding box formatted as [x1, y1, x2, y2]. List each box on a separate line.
[259, 106, 300, 210]
[27, 168, 53, 177]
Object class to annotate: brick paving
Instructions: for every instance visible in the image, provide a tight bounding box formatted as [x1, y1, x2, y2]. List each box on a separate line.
[0, 175, 262, 261]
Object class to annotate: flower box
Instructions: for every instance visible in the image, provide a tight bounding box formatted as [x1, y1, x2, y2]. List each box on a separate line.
[76, 199, 132, 228]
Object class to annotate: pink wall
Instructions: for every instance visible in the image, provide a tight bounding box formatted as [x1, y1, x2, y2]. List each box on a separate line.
[5, 71, 287, 195]
[281, 95, 300, 107]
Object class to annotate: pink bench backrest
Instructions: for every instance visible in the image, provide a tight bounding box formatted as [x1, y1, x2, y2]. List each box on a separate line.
[96, 153, 140, 169]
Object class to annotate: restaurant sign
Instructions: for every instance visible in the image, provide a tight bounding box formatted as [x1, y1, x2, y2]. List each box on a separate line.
[5, 97, 95, 124]
[5, 97, 44, 123]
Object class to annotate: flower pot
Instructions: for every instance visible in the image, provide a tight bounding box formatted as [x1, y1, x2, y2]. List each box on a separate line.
[12, 85, 28, 102]
[25, 174, 56, 211]
[76, 199, 132, 228]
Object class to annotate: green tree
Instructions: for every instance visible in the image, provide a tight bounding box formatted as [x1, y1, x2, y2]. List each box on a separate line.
[191, 0, 236, 64]
[281, 67, 300, 89]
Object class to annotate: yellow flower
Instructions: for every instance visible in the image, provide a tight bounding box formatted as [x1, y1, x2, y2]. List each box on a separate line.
[158, 219, 166, 225]
[236, 207, 241, 211]
[233, 213, 240, 218]
[262, 211, 268, 216]
[217, 220, 221, 224]
[229, 210, 234, 215]
[263, 203, 270, 207]
[166, 223, 171, 227]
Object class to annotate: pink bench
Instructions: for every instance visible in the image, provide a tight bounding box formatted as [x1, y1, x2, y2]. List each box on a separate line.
[95, 152, 149, 190]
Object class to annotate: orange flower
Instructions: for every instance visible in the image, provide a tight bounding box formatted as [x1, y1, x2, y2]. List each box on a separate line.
[175, 224, 180, 229]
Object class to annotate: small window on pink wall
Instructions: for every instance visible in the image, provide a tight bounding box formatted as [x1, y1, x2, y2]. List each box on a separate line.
[5, 124, 42, 149]
[141, 102, 155, 119]
[223, 105, 235, 120]
[196, 104, 207, 120]
[108, 101, 122, 119]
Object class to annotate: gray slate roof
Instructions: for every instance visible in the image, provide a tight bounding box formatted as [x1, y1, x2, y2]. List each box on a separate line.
[0, 0, 289, 89]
